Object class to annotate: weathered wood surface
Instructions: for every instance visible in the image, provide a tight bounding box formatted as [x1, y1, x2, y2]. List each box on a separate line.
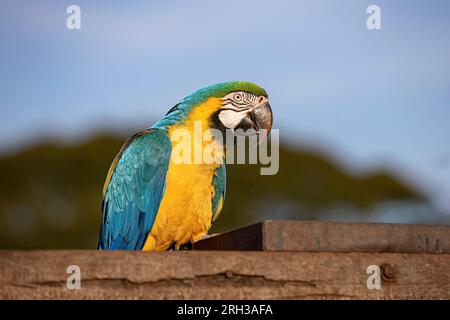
[194, 220, 450, 253]
[1, 250, 450, 299]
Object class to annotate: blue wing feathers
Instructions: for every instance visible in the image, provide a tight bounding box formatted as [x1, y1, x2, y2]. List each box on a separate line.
[211, 162, 226, 223]
[98, 129, 172, 250]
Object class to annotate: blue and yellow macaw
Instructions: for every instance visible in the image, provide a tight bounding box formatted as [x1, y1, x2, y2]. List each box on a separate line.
[98, 81, 272, 250]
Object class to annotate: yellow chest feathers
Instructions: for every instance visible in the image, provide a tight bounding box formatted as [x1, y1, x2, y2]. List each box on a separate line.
[144, 98, 224, 251]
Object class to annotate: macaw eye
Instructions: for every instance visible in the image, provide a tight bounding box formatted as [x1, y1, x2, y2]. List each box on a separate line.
[234, 94, 242, 101]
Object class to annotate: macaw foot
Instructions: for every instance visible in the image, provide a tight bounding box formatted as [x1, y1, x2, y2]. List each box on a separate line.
[178, 242, 193, 250]
[167, 232, 217, 251]
[167, 242, 192, 251]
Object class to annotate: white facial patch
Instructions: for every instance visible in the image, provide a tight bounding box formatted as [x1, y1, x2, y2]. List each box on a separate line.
[218, 108, 248, 129]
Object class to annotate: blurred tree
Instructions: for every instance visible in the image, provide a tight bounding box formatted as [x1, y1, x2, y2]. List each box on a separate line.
[0, 134, 422, 249]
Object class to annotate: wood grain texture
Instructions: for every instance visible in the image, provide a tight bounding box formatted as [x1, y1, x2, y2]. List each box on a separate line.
[194, 221, 450, 253]
[1, 250, 449, 299]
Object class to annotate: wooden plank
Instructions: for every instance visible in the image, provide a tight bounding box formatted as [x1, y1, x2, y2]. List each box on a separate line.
[0, 250, 449, 299]
[194, 220, 450, 253]
[196, 223, 264, 251]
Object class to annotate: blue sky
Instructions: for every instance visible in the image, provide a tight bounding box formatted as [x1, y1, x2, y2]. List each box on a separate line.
[1, 0, 449, 212]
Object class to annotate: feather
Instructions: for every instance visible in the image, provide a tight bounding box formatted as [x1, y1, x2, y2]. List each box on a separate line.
[97, 129, 172, 250]
[211, 161, 226, 223]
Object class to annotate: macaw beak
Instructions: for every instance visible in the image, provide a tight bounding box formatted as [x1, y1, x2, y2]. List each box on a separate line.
[252, 101, 273, 140]
[235, 102, 273, 141]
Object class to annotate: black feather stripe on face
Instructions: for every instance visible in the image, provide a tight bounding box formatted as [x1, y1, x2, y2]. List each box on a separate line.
[222, 98, 249, 108]
[211, 109, 228, 138]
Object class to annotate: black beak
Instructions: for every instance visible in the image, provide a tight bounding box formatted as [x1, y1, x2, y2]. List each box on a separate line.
[252, 102, 272, 138]
[236, 102, 273, 140]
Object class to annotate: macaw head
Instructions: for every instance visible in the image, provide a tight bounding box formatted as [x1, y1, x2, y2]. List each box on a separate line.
[155, 81, 273, 140]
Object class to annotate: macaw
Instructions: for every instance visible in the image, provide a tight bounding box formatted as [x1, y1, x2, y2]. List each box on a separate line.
[98, 81, 272, 250]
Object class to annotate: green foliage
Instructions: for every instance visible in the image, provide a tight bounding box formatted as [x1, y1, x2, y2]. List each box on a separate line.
[212, 143, 422, 232]
[0, 135, 421, 249]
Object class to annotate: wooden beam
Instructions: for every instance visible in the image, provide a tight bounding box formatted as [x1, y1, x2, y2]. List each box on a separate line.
[0, 250, 449, 299]
[194, 220, 450, 253]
